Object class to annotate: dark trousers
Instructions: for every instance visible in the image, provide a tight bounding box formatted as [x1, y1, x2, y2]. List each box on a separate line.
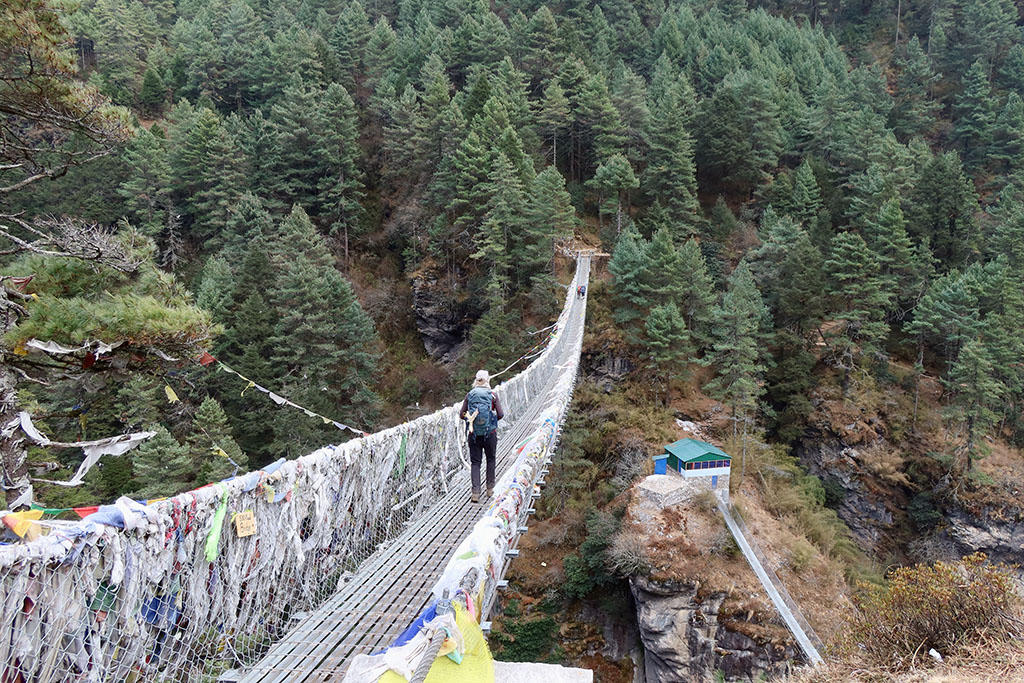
[468, 431, 497, 493]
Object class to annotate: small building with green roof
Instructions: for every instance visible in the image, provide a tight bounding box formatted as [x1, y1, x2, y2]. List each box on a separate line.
[652, 438, 731, 488]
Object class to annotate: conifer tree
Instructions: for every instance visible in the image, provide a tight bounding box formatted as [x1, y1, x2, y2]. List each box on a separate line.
[188, 397, 248, 483]
[138, 68, 166, 116]
[473, 152, 525, 297]
[535, 80, 570, 164]
[642, 80, 700, 239]
[643, 227, 684, 306]
[889, 36, 939, 140]
[789, 158, 823, 230]
[118, 127, 172, 236]
[992, 92, 1024, 176]
[703, 262, 769, 476]
[523, 167, 579, 282]
[863, 197, 914, 306]
[906, 152, 980, 268]
[608, 223, 650, 343]
[953, 60, 997, 170]
[645, 302, 692, 405]
[944, 339, 1003, 477]
[824, 231, 891, 394]
[170, 106, 244, 241]
[131, 425, 193, 498]
[587, 153, 638, 234]
[196, 256, 234, 324]
[676, 238, 717, 349]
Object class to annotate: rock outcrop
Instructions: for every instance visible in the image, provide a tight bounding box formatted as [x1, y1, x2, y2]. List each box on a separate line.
[942, 506, 1024, 567]
[794, 431, 896, 552]
[630, 576, 797, 682]
[410, 270, 475, 363]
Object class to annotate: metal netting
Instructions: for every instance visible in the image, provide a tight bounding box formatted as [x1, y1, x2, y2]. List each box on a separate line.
[0, 257, 590, 683]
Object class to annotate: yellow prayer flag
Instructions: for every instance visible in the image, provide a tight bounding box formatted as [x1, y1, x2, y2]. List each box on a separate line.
[29, 293, 39, 301]
[12, 342, 27, 356]
[2, 510, 43, 539]
[241, 381, 255, 397]
[164, 385, 179, 403]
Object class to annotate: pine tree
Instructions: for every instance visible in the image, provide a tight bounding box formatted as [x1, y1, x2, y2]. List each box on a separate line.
[118, 127, 172, 236]
[789, 158, 823, 230]
[473, 152, 525, 297]
[188, 397, 248, 483]
[863, 197, 914, 307]
[703, 262, 770, 477]
[824, 231, 891, 394]
[138, 67, 166, 116]
[906, 152, 980, 268]
[992, 92, 1024, 176]
[642, 227, 684, 306]
[318, 83, 365, 264]
[170, 107, 244, 241]
[889, 36, 940, 140]
[131, 425, 193, 498]
[196, 256, 234, 324]
[697, 70, 784, 193]
[523, 166, 579, 282]
[642, 80, 700, 238]
[645, 302, 692, 405]
[535, 80, 570, 164]
[676, 238, 717, 349]
[587, 153, 638, 234]
[944, 339, 1003, 477]
[608, 223, 650, 342]
[953, 60, 997, 171]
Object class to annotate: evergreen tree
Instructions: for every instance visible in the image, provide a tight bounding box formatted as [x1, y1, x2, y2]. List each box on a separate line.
[952, 60, 997, 171]
[889, 36, 939, 140]
[138, 67, 166, 116]
[944, 339, 1003, 477]
[906, 152, 980, 268]
[587, 153, 638, 234]
[703, 262, 770, 477]
[992, 92, 1024, 176]
[863, 197, 914, 307]
[523, 167, 579, 282]
[608, 223, 650, 343]
[645, 302, 692, 405]
[131, 425, 193, 498]
[824, 231, 891, 394]
[187, 397, 248, 483]
[676, 238, 717, 349]
[642, 80, 700, 238]
[196, 255, 234, 324]
[535, 80, 570, 164]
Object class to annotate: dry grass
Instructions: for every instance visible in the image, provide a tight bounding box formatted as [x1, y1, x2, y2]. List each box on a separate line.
[785, 633, 1024, 682]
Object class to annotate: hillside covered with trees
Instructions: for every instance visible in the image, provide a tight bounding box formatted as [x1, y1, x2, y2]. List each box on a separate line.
[2, 0, 1024, 676]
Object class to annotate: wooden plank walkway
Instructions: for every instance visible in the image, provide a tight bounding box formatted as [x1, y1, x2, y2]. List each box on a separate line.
[241, 262, 588, 682]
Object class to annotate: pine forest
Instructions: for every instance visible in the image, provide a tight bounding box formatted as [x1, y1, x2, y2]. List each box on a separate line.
[3, 0, 1024, 678]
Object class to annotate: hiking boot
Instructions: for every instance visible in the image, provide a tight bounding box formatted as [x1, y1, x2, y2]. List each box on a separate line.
[471, 490, 480, 503]
[486, 487, 494, 499]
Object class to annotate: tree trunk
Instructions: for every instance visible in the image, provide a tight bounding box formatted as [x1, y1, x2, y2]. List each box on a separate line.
[913, 340, 924, 431]
[894, 0, 902, 50]
[0, 289, 30, 507]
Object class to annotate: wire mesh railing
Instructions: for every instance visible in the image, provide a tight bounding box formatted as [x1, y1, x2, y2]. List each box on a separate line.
[0, 258, 590, 683]
[722, 499, 827, 657]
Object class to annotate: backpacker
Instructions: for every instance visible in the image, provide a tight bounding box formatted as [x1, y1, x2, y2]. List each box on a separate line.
[466, 386, 496, 437]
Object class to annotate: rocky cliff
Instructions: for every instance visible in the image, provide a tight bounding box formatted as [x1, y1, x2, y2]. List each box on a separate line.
[410, 268, 476, 363]
[631, 576, 798, 682]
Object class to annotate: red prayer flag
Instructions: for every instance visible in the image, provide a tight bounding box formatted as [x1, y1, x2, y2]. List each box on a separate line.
[198, 352, 217, 366]
[74, 506, 99, 519]
[82, 352, 96, 369]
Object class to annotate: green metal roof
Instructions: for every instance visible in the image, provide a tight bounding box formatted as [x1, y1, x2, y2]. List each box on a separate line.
[664, 438, 729, 463]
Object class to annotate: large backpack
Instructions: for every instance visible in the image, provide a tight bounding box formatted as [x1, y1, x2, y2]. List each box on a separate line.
[466, 386, 496, 437]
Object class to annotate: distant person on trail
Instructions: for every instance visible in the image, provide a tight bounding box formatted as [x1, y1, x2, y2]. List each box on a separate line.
[461, 370, 504, 503]
[578, 284, 586, 298]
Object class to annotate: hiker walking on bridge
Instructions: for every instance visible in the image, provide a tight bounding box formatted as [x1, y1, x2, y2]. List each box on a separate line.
[461, 370, 504, 503]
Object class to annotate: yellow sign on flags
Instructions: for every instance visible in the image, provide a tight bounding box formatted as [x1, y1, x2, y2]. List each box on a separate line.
[234, 509, 256, 537]
[164, 385, 180, 403]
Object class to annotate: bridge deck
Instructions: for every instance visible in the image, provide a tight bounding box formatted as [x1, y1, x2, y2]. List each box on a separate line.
[242, 263, 588, 682]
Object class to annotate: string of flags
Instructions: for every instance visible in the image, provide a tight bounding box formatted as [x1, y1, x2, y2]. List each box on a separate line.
[194, 352, 370, 437]
[489, 324, 559, 380]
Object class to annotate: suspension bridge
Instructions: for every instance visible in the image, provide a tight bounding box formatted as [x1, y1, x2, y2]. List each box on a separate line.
[0, 256, 592, 682]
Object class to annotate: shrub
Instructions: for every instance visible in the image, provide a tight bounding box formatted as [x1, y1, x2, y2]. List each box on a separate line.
[606, 529, 652, 577]
[490, 616, 557, 662]
[787, 540, 816, 573]
[846, 553, 1023, 668]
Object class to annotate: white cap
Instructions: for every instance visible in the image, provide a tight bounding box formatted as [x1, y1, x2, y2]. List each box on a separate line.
[474, 369, 490, 386]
